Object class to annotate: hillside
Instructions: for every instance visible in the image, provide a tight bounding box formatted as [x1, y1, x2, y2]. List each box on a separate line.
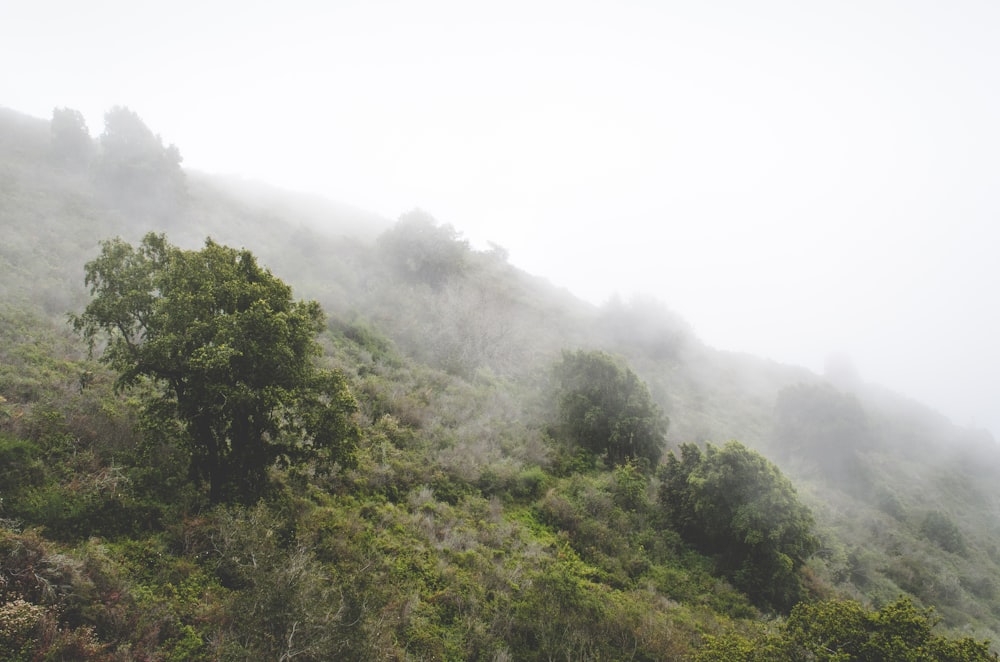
[2, 106, 999, 660]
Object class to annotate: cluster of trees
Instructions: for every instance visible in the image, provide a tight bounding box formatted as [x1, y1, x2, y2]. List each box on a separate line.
[48, 106, 185, 212]
[548, 349, 820, 613]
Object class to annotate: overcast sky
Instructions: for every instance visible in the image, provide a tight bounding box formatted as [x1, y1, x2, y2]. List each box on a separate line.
[5, 0, 999, 437]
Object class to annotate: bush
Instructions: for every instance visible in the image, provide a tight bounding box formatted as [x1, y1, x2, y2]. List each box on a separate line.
[659, 441, 818, 612]
[921, 510, 967, 556]
[697, 598, 998, 661]
[553, 350, 667, 466]
[0, 434, 44, 496]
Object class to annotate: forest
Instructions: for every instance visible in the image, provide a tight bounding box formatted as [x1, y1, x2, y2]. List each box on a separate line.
[2, 105, 1000, 660]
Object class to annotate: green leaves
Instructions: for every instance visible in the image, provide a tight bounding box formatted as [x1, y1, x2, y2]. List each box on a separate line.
[698, 597, 998, 661]
[659, 441, 818, 612]
[72, 233, 358, 503]
[554, 349, 667, 467]
[783, 598, 996, 662]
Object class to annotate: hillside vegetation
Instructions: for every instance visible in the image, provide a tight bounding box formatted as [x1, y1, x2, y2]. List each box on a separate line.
[2, 105, 999, 660]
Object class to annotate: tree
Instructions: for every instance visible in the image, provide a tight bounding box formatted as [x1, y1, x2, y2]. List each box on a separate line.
[95, 106, 185, 211]
[377, 209, 469, 289]
[50, 107, 93, 168]
[659, 441, 818, 611]
[99, 106, 182, 172]
[554, 350, 666, 466]
[773, 383, 873, 485]
[72, 233, 358, 503]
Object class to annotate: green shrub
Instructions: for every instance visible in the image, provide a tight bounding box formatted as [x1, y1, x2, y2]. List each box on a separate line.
[921, 510, 967, 556]
[0, 598, 46, 660]
[553, 350, 667, 466]
[0, 434, 44, 496]
[659, 441, 818, 612]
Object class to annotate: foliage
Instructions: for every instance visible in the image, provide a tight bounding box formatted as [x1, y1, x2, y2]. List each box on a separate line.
[921, 510, 968, 556]
[71, 233, 359, 503]
[698, 597, 998, 661]
[0, 434, 43, 498]
[49, 107, 93, 168]
[377, 209, 469, 288]
[553, 349, 667, 466]
[4, 106, 1000, 659]
[773, 382, 873, 485]
[659, 441, 819, 611]
[207, 504, 350, 660]
[95, 106, 185, 212]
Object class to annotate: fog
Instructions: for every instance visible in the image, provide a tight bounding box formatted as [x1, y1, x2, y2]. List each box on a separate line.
[5, 0, 999, 437]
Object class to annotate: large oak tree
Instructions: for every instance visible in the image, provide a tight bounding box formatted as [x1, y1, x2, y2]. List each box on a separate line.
[72, 233, 358, 503]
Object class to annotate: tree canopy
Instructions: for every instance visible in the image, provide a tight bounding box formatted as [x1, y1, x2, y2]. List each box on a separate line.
[659, 440, 818, 611]
[71, 233, 358, 503]
[554, 349, 667, 466]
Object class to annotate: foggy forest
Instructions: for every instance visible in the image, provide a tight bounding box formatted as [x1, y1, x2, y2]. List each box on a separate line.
[1, 102, 1000, 660]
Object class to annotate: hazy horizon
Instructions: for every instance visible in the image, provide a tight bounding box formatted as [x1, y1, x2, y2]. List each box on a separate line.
[5, 0, 999, 438]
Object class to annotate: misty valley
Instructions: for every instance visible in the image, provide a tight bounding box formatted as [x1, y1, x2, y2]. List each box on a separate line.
[2, 105, 1000, 660]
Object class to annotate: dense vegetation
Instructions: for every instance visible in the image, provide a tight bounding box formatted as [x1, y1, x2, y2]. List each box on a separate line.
[1, 105, 999, 659]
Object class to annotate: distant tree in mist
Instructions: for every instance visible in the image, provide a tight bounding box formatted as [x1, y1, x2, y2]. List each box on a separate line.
[773, 383, 873, 485]
[95, 106, 185, 212]
[823, 352, 861, 392]
[377, 209, 469, 289]
[554, 349, 666, 466]
[50, 107, 93, 168]
[596, 296, 691, 361]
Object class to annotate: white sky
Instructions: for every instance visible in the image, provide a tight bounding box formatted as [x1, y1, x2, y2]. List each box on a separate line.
[4, 0, 999, 437]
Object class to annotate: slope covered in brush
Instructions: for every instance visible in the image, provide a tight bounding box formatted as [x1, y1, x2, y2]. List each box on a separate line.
[1, 106, 998, 659]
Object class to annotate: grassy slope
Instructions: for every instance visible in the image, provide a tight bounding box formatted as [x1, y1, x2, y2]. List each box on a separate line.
[2, 107, 1000, 658]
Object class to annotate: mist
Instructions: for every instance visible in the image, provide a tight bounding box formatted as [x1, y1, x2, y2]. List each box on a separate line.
[4, 0, 998, 437]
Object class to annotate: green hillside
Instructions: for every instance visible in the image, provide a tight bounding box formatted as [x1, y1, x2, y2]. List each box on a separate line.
[1, 106, 998, 660]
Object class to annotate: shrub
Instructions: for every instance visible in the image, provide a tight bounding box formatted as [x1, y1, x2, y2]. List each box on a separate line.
[921, 510, 967, 556]
[553, 350, 667, 466]
[659, 441, 818, 612]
